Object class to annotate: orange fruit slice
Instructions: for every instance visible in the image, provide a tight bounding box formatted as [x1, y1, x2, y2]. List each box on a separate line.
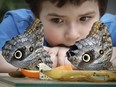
[54, 65, 72, 70]
[21, 69, 40, 78]
[21, 65, 72, 79]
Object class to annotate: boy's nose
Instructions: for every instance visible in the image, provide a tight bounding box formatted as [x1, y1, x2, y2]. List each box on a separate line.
[66, 24, 80, 41]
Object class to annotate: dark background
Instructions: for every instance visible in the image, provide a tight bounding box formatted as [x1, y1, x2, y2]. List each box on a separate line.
[107, 0, 116, 14]
[0, 0, 116, 22]
[0, 0, 27, 22]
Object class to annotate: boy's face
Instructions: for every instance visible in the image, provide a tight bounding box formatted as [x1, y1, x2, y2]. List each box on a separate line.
[40, 1, 100, 47]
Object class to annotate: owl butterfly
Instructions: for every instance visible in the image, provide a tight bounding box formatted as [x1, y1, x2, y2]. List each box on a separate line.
[2, 19, 53, 70]
[66, 21, 113, 70]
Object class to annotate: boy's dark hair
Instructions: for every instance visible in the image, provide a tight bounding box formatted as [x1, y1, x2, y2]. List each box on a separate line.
[25, 0, 108, 18]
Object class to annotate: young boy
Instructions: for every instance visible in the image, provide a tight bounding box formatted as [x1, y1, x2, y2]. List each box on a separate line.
[0, 0, 116, 73]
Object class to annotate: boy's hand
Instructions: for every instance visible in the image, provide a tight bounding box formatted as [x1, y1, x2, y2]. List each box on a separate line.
[44, 46, 75, 69]
[44, 46, 59, 68]
[57, 47, 75, 69]
[111, 47, 116, 67]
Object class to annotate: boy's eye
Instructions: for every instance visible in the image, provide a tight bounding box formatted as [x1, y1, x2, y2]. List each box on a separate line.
[51, 18, 63, 23]
[80, 16, 91, 21]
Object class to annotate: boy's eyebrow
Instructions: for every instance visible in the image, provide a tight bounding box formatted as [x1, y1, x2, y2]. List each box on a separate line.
[79, 11, 96, 16]
[47, 13, 66, 17]
[47, 11, 96, 17]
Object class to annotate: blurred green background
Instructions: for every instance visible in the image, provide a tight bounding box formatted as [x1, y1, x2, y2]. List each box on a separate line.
[0, 0, 28, 22]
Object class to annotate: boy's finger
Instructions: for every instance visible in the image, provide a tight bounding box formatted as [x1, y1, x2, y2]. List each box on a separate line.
[49, 53, 57, 68]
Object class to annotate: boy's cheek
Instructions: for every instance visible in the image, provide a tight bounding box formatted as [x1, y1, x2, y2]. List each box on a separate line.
[44, 32, 63, 46]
